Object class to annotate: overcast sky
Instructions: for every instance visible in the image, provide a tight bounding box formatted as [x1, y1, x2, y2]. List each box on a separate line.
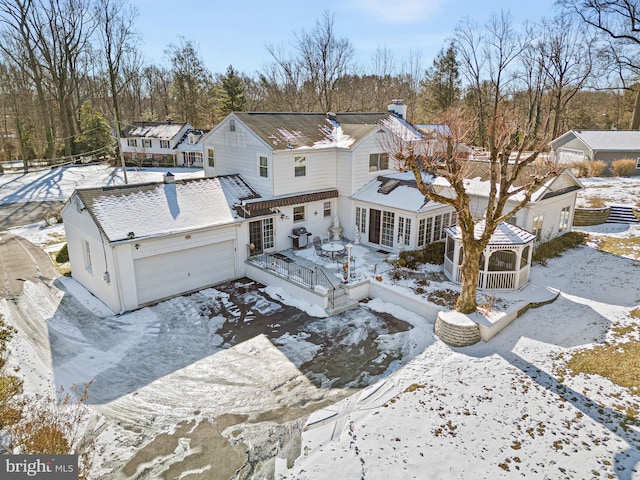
[133, 0, 559, 76]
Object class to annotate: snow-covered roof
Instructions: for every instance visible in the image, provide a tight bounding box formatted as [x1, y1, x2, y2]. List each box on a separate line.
[230, 112, 418, 150]
[75, 175, 258, 243]
[555, 130, 640, 151]
[124, 122, 189, 140]
[444, 220, 536, 245]
[352, 171, 438, 212]
[415, 124, 453, 137]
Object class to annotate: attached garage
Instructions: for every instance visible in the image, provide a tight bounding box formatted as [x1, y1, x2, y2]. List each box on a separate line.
[134, 240, 236, 305]
[63, 175, 259, 314]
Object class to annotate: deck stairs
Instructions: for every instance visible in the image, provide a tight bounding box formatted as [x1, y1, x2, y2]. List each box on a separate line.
[606, 205, 639, 224]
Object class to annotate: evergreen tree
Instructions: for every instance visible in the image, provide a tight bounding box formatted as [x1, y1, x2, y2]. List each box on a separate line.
[419, 42, 460, 119]
[75, 102, 114, 157]
[220, 65, 246, 114]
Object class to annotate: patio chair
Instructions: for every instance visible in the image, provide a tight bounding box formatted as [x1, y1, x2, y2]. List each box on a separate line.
[313, 236, 329, 257]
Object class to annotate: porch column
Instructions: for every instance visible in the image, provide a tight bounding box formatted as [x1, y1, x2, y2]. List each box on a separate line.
[515, 246, 524, 289]
[481, 247, 490, 289]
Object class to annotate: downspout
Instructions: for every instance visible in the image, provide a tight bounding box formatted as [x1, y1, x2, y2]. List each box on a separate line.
[102, 234, 125, 314]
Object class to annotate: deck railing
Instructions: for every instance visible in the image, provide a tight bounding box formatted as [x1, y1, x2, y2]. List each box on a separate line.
[247, 252, 336, 309]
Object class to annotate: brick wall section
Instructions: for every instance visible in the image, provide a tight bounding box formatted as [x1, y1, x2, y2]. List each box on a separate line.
[434, 313, 481, 347]
[573, 207, 610, 226]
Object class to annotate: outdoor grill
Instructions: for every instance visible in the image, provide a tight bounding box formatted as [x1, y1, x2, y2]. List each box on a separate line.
[289, 227, 312, 249]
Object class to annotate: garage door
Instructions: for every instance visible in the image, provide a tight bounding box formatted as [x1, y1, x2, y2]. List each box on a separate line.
[134, 240, 235, 306]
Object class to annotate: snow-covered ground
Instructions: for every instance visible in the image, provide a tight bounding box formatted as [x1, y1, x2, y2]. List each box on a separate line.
[2, 166, 640, 479]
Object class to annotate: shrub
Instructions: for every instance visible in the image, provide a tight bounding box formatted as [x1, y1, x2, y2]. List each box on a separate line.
[55, 243, 69, 264]
[570, 161, 590, 178]
[421, 241, 446, 265]
[588, 160, 607, 177]
[611, 159, 637, 177]
[533, 231, 588, 265]
[584, 196, 606, 208]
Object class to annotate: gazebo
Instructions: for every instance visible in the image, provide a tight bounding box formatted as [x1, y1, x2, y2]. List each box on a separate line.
[443, 221, 536, 290]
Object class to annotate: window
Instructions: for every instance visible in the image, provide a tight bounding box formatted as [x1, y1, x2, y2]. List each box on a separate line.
[505, 215, 517, 225]
[142, 139, 152, 148]
[259, 156, 268, 178]
[398, 217, 411, 246]
[160, 140, 170, 149]
[230, 119, 235, 132]
[293, 205, 305, 222]
[356, 207, 367, 233]
[323, 201, 331, 218]
[184, 151, 199, 166]
[263, 218, 274, 249]
[434, 214, 443, 240]
[417, 217, 435, 246]
[208, 148, 215, 167]
[294, 156, 306, 177]
[418, 219, 426, 247]
[82, 240, 92, 273]
[559, 206, 571, 232]
[636, 157, 640, 169]
[127, 138, 137, 147]
[369, 152, 389, 172]
[532, 214, 544, 240]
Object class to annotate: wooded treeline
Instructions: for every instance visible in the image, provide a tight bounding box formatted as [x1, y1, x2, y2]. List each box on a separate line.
[1, 1, 640, 164]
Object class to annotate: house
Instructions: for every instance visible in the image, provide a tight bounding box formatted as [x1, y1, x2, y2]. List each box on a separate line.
[63, 104, 583, 313]
[120, 121, 206, 168]
[61, 174, 260, 314]
[550, 129, 640, 175]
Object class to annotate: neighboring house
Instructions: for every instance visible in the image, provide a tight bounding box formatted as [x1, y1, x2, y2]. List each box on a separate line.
[550, 129, 640, 175]
[174, 128, 209, 167]
[61, 174, 260, 314]
[120, 121, 197, 167]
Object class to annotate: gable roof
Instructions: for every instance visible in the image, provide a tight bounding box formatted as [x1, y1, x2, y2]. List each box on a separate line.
[123, 121, 190, 140]
[554, 130, 640, 151]
[230, 112, 419, 150]
[73, 175, 258, 243]
[415, 124, 453, 137]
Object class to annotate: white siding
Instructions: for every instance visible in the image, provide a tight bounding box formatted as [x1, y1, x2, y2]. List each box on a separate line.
[62, 196, 122, 313]
[350, 134, 397, 195]
[202, 116, 274, 196]
[272, 150, 338, 196]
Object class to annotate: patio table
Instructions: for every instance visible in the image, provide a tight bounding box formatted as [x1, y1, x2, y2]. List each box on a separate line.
[321, 242, 345, 261]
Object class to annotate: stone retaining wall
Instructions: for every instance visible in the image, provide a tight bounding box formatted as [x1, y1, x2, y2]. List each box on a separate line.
[434, 312, 481, 347]
[572, 207, 610, 226]
[634, 207, 640, 222]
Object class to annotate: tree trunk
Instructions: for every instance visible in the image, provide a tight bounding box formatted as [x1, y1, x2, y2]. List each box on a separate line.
[455, 242, 483, 314]
[631, 88, 640, 130]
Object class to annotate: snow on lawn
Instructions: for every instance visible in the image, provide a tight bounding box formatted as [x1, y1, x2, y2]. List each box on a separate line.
[277, 246, 640, 480]
[576, 176, 640, 208]
[0, 163, 203, 205]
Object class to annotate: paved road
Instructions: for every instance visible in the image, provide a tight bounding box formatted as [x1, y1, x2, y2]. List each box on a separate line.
[0, 201, 65, 231]
[0, 231, 59, 300]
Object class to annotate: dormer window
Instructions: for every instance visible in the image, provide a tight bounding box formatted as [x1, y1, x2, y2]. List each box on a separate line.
[188, 133, 196, 144]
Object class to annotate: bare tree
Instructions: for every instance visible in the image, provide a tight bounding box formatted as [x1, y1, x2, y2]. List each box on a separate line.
[95, 0, 138, 183]
[165, 37, 211, 126]
[537, 15, 595, 138]
[0, 0, 56, 161]
[385, 13, 557, 314]
[559, 0, 640, 127]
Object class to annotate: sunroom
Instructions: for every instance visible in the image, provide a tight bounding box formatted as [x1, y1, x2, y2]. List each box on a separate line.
[443, 221, 535, 290]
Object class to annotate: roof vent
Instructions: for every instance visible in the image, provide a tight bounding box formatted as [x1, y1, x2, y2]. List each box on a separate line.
[163, 172, 176, 184]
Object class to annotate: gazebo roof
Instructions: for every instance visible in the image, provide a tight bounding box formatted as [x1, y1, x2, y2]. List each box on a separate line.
[444, 221, 536, 245]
